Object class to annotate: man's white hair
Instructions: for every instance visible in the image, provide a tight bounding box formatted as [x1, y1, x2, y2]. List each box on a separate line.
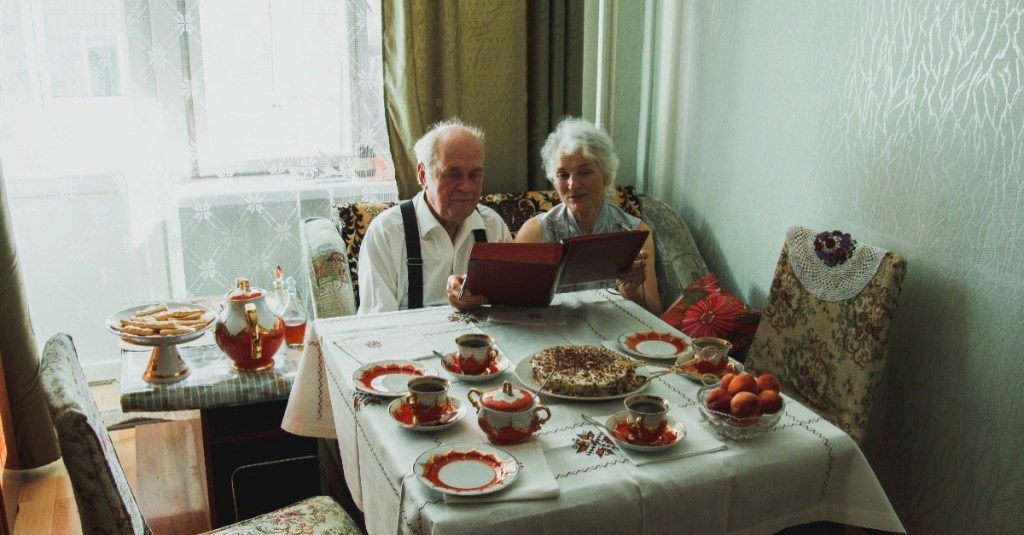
[413, 118, 485, 174]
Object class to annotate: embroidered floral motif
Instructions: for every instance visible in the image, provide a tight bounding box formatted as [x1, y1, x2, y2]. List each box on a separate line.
[573, 430, 618, 457]
[364, 340, 382, 349]
[448, 312, 478, 323]
[813, 229, 857, 267]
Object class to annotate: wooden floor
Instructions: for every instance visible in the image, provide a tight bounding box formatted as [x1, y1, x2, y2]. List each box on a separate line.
[12, 382, 211, 535]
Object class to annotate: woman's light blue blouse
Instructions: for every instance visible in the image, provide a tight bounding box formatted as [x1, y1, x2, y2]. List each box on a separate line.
[536, 202, 641, 292]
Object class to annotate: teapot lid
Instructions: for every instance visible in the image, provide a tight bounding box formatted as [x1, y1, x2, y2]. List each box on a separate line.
[226, 277, 265, 301]
[480, 381, 534, 412]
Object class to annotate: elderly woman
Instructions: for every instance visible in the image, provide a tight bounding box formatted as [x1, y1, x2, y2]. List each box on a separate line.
[516, 117, 661, 314]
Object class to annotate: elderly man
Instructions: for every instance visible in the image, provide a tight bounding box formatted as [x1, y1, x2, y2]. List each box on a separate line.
[357, 119, 512, 313]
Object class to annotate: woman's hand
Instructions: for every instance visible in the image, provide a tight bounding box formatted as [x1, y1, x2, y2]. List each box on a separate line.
[447, 274, 488, 311]
[615, 251, 648, 302]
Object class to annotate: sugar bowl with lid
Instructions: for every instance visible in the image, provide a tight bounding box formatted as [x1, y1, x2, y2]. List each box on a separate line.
[467, 380, 551, 444]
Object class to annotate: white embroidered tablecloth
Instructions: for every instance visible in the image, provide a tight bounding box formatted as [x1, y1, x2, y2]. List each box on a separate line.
[282, 290, 904, 535]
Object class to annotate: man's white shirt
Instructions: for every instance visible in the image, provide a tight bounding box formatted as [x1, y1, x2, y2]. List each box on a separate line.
[357, 191, 512, 314]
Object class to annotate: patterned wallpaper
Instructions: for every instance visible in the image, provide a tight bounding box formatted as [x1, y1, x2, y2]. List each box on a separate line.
[648, 1, 1023, 533]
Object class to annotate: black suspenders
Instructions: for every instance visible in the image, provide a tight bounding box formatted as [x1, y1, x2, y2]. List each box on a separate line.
[399, 200, 423, 309]
[400, 200, 487, 309]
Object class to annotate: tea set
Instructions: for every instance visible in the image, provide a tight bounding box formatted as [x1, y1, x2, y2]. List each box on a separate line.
[437, 333, 512, 381]
[369, 331, 692, 452]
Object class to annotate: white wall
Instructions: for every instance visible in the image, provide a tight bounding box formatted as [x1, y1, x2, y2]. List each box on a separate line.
[641, 1, 1023, 533]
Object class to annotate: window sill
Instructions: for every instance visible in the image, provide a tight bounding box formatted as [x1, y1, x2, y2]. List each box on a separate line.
[174, 173, 398, 208]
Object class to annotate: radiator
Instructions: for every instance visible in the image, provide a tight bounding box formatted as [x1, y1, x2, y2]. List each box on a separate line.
[176, 177, 397, 308]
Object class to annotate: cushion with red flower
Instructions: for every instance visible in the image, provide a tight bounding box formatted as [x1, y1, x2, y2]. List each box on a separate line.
[660, 273, 762, 354]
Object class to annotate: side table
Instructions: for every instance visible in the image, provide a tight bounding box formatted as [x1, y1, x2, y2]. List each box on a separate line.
[120, 337, 316, 528]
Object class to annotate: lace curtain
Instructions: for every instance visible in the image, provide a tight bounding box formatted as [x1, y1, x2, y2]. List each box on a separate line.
[0, 0, 395, 378]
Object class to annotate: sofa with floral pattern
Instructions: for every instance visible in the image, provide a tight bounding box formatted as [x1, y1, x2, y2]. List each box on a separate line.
[301, 186, 708, 318]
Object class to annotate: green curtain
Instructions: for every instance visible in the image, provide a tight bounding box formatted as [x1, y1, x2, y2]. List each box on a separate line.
[383, 0, 582, 198]
[526, 0, 584, 190]
[0, 163, 60, 469]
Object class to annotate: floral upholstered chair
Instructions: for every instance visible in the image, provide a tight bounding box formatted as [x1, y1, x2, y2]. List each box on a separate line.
[743, 227, 907, 445]
[302, 185, 708, 318]
[39, 333, 363, 535]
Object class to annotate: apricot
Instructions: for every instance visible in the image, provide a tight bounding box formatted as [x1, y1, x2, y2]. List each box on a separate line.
[756, 373, 781, 393]
[719, 373, 737, 391]
[730, 391, 761, 418]
[705, 387, 733, 414]
[759, 390, 783, 414]
[727, 373, 758, 395]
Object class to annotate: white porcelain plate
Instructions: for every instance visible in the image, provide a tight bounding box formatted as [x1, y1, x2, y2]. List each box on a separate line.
[439, 351, 511, 383]
[618, 331, 690, 360]
[413, 443, 520, 496]
[603, 412, 686, 452]
[388, 397, 467, 431]
[513, 358, 651, 401]
[351, 360, 437, 397]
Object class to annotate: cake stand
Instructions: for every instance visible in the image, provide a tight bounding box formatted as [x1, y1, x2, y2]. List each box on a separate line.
[105, 302, 216, 384]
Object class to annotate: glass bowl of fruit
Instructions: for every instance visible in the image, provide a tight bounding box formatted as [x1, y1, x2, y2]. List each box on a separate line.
[697, 372, 785, 440]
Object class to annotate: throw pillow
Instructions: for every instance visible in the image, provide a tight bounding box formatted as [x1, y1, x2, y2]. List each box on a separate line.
[335, 200, 398, 307]
[660, 273, 761, 353]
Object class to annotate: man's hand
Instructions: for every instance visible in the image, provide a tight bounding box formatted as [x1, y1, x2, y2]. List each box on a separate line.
[447, 274, 488, 310]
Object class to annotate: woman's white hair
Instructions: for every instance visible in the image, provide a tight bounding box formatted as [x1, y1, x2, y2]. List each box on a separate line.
[540, 117, 619, 195]
[413, 118, 485, 175]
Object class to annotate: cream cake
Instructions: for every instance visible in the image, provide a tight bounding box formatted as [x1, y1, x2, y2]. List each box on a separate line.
[529, 345, 642, 397]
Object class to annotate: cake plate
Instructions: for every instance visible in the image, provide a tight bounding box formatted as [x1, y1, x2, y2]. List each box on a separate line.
[105, 302, 215, 384]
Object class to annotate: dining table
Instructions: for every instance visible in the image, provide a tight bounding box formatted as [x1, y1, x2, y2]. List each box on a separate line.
[282, 289, 905, 535]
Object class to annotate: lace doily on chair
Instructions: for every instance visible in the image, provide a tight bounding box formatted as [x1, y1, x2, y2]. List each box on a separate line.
[787, 226, 888, 301]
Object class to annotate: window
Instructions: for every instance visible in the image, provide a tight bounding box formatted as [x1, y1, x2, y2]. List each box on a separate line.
[0, 0, 394, 380]
[0, 0, 391, 182]
[186, 0, 387, 178]
[0, 0, 138, 179]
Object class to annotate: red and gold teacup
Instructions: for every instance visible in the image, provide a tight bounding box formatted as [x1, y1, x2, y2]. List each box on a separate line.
[624, 394, 670, 443]
[404, 376, 451, 423]
[455, 333, 498, 375]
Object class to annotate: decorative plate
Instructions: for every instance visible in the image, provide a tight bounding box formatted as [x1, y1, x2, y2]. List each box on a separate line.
[618, 331, 690, 360]
[440, 351, 511, 382]
[388, 397, 467, 431]
[351, 360, 437, 397]
[104, 302, 215, 346]
[513, 358, 651, 402]
[603, 412, 686, 452]
[413, 443, 521, 496]
[676, 356, 745, 384]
